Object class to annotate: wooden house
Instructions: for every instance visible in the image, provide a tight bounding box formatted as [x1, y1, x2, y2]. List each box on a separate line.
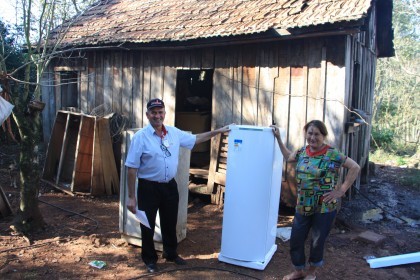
[41, 0, 394, 205]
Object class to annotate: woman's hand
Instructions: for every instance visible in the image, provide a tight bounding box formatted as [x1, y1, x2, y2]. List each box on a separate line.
[270, 125, 281, 139]
[323, 157, 360, 203]
[322, 189, 345, 203]
[269, 125, 295, 161]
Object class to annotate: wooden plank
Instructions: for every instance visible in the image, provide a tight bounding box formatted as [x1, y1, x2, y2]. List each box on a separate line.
[273, 42, 290, 131]
[41, 179, 75, 196]
[257, 45, 276, 126]
[214, 172, 226, 185]
[96, 119, 110, 195]
[213, 46, 233, 128]
[343, 36, 355, 170]
[201, 47, 214, 69]
[48, 66, 56, 140]
[218, 162, 227, 170]
[122, 52, 133, 120]
[232, 47, 243, 124]
[55, 113, 70, 185]
[181, 50, 191, 69]
[72, 116, 94, 193]
[41, 66, 53, 142]
[163, 51, 176, 126]
[208, 131, 229, 205]
[54, 72, 61, 111]
[288, 39, 307, 151]
[132, 52, 143, 128]
[208, 133, 222, 201]
[241, 46, 258, 125]
[98, 119, 113, 195]
[325, 37, 347, 148]
[214, 185, 225, 206]
[306, 40, 325, 122]
[212, 46, 234, 173]
[103, 51, 113, 110]
[277, 41, 307, 207]
[190, 49, 202, 69]
[60, 114, 80, 188]
[98, 118, 120, 195]
[189, 168, 209, 179]
[87, 52, 96, 113]
[142, 52, 152, 127]
[80, 57, 88, 114]
[91, 120, 105, 195]
[95, 51, 104, 108]
[151, 51, 163, 99]
[272, 42, 293, 194]
[344, 35, 353, 116]
[288, 68, 306, 149]
[113, 51, 123, 113]
[43, 111, 67, 180]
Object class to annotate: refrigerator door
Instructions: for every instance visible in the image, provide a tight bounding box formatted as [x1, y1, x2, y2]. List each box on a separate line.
[219, 125, 283, 269]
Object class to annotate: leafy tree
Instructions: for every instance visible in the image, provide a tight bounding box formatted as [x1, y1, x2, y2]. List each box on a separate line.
[1, 20, 25, 142]
[0, 21, 24, 77]
[373, 0, 419, 153]
[0, 0, 96, 235]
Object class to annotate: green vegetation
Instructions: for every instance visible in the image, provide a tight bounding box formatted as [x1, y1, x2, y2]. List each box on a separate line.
[0, 0, 98, 234]
[370, 148, 418, 167]
[371, 0, 419, 168]
[399, 168, 420, 190]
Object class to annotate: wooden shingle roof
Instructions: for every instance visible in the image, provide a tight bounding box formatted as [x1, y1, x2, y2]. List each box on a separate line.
[50, 0, 374, 48]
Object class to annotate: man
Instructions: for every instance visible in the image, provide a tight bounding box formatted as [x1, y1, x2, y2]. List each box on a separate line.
[125, 98, 231, 273]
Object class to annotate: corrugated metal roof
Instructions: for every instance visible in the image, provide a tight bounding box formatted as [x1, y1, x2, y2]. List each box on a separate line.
[50, 0, 373, 47]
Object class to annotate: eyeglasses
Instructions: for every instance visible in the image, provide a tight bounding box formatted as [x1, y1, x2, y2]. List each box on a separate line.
[160, 144, 171, 157]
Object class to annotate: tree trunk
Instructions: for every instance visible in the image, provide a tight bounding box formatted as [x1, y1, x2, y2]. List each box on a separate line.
[12, 107, 45, 234]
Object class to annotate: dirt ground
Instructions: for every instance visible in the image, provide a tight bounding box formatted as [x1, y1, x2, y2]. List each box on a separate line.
[0, 143, 419, 280]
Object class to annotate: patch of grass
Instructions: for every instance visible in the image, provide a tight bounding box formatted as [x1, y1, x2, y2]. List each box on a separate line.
[370, 148, 419, 191]
[370, 149, 418, 167]
[399, 168, 420, 190]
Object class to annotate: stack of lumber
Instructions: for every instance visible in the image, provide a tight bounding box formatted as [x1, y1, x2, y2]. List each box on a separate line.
[42, 110, 119, 196]
[207, 132, 229, 206]
[91, 117, 120, 195]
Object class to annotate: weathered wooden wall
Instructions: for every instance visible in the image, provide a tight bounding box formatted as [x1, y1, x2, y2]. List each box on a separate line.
[41, 34, 377, 205]
[345, 6, 377, 188]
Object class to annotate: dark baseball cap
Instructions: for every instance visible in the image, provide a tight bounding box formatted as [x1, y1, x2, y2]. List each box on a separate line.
[147, 98, 165, 110]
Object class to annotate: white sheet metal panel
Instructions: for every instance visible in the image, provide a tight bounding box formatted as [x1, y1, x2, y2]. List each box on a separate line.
[367, 252, 420, 268]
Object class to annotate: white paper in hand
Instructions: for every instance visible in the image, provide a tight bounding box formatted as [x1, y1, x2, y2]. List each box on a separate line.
[135, 209, 151, 229]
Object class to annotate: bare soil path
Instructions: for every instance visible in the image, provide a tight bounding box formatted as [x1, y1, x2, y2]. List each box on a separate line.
[0, 144, 419, 279]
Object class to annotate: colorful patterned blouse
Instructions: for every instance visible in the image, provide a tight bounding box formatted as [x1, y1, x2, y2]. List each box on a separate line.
[294, 145, 347, 215]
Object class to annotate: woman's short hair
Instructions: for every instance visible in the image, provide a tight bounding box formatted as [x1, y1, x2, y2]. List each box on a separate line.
[304, 120, 328, 136]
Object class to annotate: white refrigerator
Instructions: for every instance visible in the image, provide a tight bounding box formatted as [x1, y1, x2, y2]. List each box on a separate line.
[218, 125, 284, 270]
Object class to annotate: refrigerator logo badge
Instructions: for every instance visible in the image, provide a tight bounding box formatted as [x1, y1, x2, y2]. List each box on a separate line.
[233, 139, 242, 151]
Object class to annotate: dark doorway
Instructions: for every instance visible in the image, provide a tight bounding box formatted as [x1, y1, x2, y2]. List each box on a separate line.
[175, 69, 213, 168]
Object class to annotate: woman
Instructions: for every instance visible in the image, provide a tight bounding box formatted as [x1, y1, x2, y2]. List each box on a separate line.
[271, 120, 360, 280]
